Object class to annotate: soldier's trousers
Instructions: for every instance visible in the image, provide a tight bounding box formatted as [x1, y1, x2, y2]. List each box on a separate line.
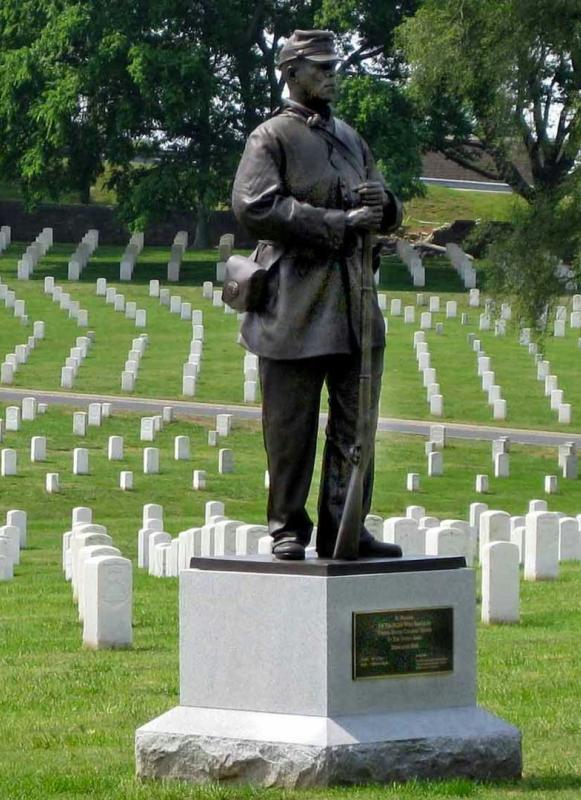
[258, 348, 384, 557]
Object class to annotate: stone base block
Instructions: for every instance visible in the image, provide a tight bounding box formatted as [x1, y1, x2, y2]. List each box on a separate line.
[135, 704, 521, 788]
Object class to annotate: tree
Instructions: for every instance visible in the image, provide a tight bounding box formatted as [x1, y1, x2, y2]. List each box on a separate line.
[335, 75, 423, 199]
[0, 0, 427, 245]
[318, 0, 425, 199]
[397, 0, 581, 202]
[110, 1, 331, 245]
[0, 1, 143, 205]
[398, 0, 581, 328]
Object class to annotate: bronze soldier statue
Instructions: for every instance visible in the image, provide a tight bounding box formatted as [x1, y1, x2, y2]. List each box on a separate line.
[232, 30, 403, 561]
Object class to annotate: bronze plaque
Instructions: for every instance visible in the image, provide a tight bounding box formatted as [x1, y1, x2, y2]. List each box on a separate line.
[353, 607, 453, 680]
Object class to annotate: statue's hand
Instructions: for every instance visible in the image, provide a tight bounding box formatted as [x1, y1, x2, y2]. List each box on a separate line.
[355, 181, 386, 208]
[346, 205, 383, 231]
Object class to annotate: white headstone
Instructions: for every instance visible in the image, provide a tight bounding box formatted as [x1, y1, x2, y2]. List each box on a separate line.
[174, 436, 190, 460]
[148, 532, 171, 573]
[406, 473, 420, 491]
[140, 418, 156, 442]
[529, 499, 547, 513]
[494, 453, 509, 477]
[143, 503, 163, 526]
[428, 451, 443, 477]
[383, 517, 424, 555]
[192, 469, 206, 490]
[88, 403, 102, 427]
[235, 524, 268, 556]
[118, 471, 132, 491]
[82, 556, 132, 649]
[479, 510, 510, 560]
[524, 511, 559, 580]
[205, 501, 225, 523]
[143, 448, 160, 474]
[107, 436, 124, 461]
[214, 519, 245, 556]
[73, 448, 89, 475]
[73, 412, 87, 436]
[425, 526, 473, 566]
[121, 371, 135, 392]
[475, 474, 489, 493]
[558, 517, 581, 561]
[216, 414, 232, 437]
[0, 525, 20, 565]
[1, 449, 17, 476]
[5, 407, 21, 432]
[0, 553, 13, 581]
[5, 510, 26, 550]
[405, 506, 425, 522]
[30, 436, 47, 462]
[429, 394, 443, 416]
[218, 449, 234, 474]
[21, 397, 37, 421]
[481, 541, 520, 624]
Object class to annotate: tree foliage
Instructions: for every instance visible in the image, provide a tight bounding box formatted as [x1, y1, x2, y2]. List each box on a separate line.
[335, 75, 423, 199]
[0, 1, 142, 205]
[398, 0, 581, 329]
[398, 0, 581, 201]
[0, 0, 426, 244]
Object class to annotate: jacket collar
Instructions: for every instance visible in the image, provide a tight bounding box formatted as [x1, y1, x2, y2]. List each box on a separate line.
[282, 99, 334, 130]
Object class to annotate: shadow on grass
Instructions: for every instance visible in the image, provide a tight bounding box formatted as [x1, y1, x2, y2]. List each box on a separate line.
[518, 773, 581, 792]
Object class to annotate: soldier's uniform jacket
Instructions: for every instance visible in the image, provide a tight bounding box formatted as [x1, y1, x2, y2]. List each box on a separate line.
[232, 101, 402, 360]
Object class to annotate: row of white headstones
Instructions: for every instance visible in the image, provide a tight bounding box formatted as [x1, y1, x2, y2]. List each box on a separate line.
[0, 509, 27, 581]
[15, 227, 53, 280]
[66, 229, 99, 280]
[61, 507, 132, 649]
[11, 234, 571, 414]
[377, 500, 581, 624]
[56, 267, 264, 404]
[0, 391, 576, 492]
[137, 495, 581, 627]
[396, 240, 477, 289]
[408, 318, 576, 425]
[0, 399, 238, 490]
[406, 429, 577, 490]
[3, 485, 579, 651]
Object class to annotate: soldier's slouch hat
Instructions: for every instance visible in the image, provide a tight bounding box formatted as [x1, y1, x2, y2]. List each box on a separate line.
[277, 29, 340, 66]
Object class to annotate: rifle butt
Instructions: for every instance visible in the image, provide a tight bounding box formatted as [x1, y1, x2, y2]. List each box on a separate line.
[332, 468, 363, 560]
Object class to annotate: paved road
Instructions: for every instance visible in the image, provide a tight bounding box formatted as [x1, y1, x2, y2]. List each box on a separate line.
[2, 387, 579, 448]
[420, 177, 513, 194]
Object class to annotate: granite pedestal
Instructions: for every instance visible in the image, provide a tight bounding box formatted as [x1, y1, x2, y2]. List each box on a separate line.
[135, 555, 521, 787]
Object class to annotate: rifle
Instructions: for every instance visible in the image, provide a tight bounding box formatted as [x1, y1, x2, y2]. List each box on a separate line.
[333, 231, 374, 560]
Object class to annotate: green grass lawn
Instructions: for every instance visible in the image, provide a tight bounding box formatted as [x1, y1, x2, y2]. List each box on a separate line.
[1, 243, 578, 433]
[404, 185, 523, 230]
[0, 405, 580, 799]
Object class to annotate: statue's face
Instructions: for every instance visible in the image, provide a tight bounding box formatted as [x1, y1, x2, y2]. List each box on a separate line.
[290, 60, 338, 105]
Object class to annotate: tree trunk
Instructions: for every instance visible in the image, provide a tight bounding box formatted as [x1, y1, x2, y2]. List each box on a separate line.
[79, 180, 91, 205]
[194, 205, 209, 249]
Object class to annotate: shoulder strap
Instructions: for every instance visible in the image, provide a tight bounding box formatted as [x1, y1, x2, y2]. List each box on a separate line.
[281, 106, 366, 181]
[314, 123, 366, 181]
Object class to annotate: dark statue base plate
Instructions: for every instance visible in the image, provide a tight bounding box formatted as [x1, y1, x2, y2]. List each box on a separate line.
[189, 553, 466, 576]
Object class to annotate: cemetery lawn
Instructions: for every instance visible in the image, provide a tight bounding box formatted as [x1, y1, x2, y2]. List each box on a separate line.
[2, 242, 581, 433]
[0, 405, 580, 799]
[404, 184, 523, 229]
